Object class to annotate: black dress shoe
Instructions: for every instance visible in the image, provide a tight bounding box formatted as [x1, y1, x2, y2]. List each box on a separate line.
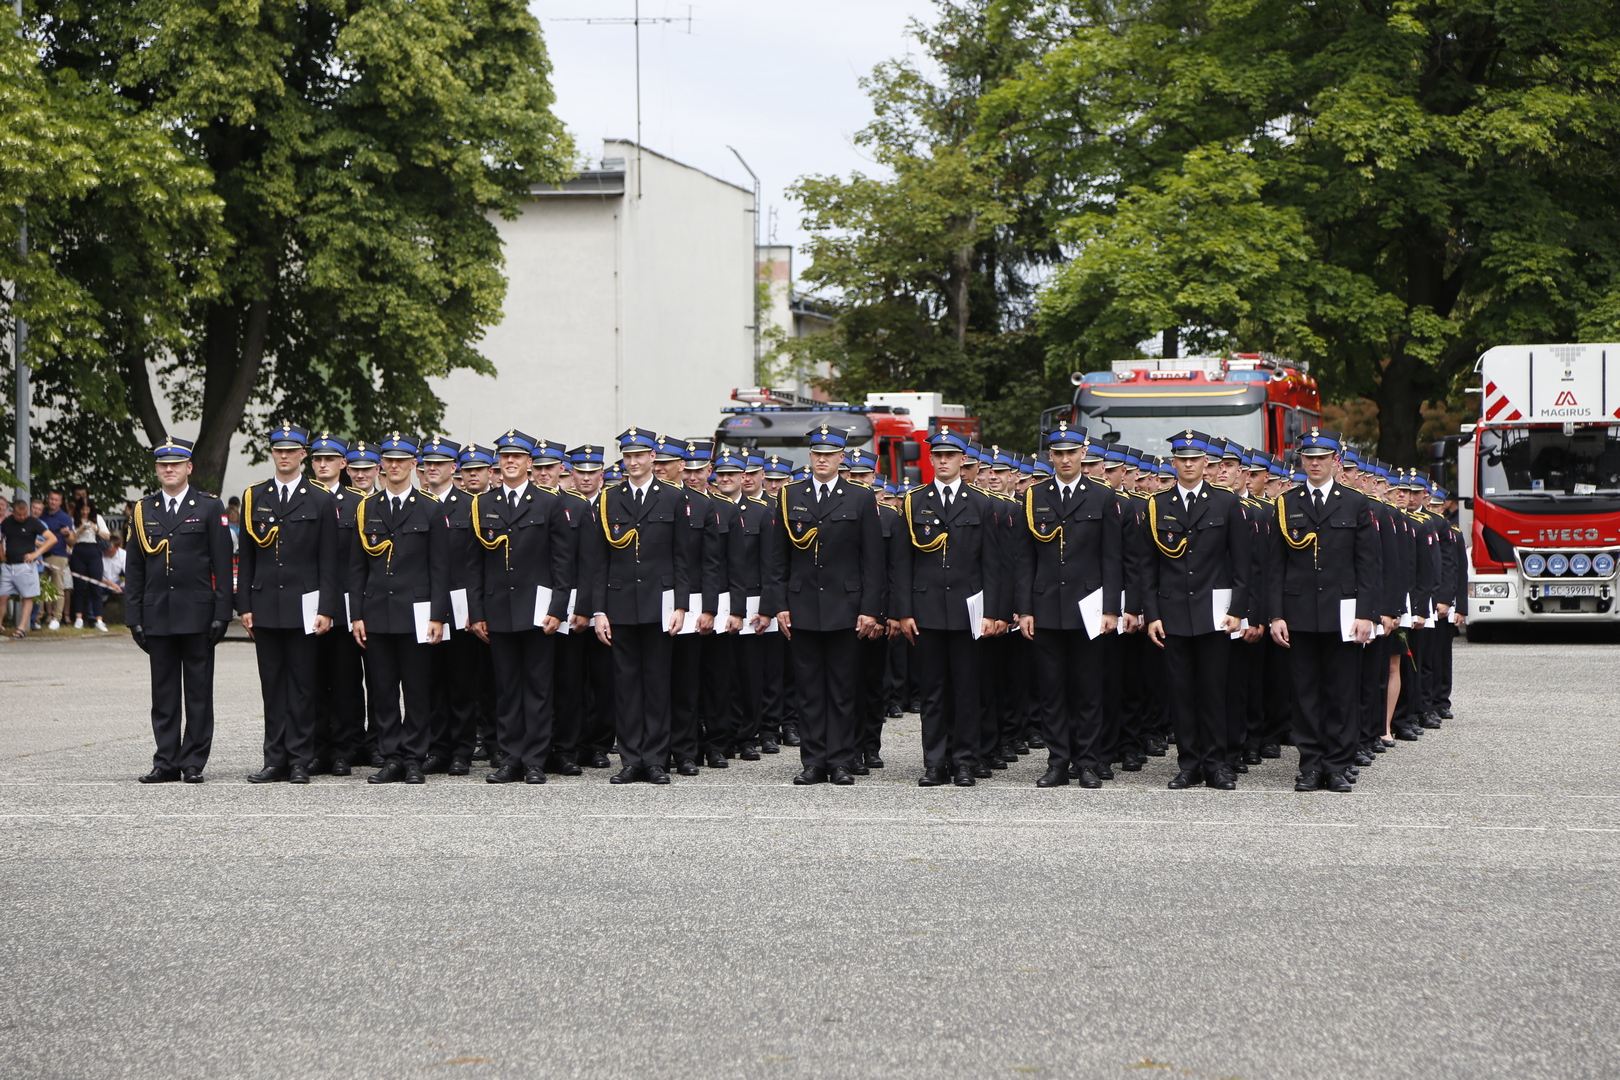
[864, 752, 885, 769]
[1035, 766, 1069, 788]
[369, 762, 406, 784]
[885, 705, 904, 719]
[971, 763, 993, 779]
[1205, 767, 1236, 791]
[793, 767, 827, 785]
[421, 754, 449, 774]
[139, 767, 182, 784]
[1012, 740, 1030, 755]
[1146, 736, 1169, 757]
[587, 751, 613, 769]
[986, 757, 1008, 771]
[999, 744, 1019, 763]
[288, 764, 311, 785]
[675, 759, 701, 777]
[1323, 771, 1353, 793]
[1025, 735, 1045, 750]
[1394, 726, 1421, 741]
[849, 759, 870, 776]
[781, 724, 802, 747]
[1368, 740, 1387, 754]
[737, 744, 761, 761]
[403, 762, 425, 784]
[1354, 751, 1375, 767]
[369, 750, 387, 768]
[704, 751, 729, 769]
[918, 767, 950, 787]
[1068, 762, 1081, 779]
[448, 756, 472, 776]
[329, 758, 351, 777]
[609, 765, 644, 784]
[1167, 769, 1199, 790]
[524, 766, 546, 784]
[247, 766, 289, 784]
[1259, 743, 1282, 759]
[645, 766, 672, 785]
[182, 767, 205, 784]
[760, 735, 780, 754]
[1075, 768, 1102, 789]
[470, 742, 491, 762]
[1242, 748, 1263, 766]
[1230, 760, 1248, 774]
[306, 758, 329, 776]
[1119, 754, 1146, 772]
[1419, 713, 1442, 729]
[487, 764, 525, 783]
[953, 765, 976, 787]
[1095, 763, 1115, 781]
[1437, 708, 1454, 720]
[830, 767, 855, 786]
[1295, 771, 1322, 792]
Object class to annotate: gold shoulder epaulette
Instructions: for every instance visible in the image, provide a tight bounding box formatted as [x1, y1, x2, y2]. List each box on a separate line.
[748, 495, 768, 505]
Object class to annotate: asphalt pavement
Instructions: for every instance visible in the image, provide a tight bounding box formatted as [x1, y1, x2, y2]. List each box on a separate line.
[1, 632, 1616, 1079]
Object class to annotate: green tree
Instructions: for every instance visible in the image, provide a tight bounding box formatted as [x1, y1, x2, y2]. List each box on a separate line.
[7, 0, 572, 498]
[987, 0, 1620, 463]
[788, 0, 1070, 452]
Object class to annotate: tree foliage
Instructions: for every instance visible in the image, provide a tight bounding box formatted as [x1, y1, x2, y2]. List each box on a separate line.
[985, 0, 1620, 463]
[4, 0, 572, 500]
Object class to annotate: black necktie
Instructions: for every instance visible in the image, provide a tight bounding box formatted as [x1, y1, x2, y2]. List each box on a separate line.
[1313, 489, 1324, 514]
[167, 497, 177, 517]
[943, 486, 953, 510]
[279, 485, 289, 508]
[510, 488, 519, 508]
[1060, 485, 1071, 508]
[1184, 491, 1195, 514]
[635, 487, 644, 508]
[818, 484, 828, 503]
[393, 495, 403, 516]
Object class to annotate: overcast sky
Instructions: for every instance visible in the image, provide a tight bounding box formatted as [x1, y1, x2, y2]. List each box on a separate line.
[534, 1, 934, 284]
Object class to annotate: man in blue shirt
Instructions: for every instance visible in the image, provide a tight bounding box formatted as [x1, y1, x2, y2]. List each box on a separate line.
[38, 490, 74, 629]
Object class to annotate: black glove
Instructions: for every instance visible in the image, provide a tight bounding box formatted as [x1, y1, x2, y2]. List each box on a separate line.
[208, 620, 228, 646]
[130, 625, 149, 653]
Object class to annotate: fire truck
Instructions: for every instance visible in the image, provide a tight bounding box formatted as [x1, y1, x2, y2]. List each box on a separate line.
[1456, 343, 1620, 636]
[715, 388, 981, 485]
[1043, 353, 1323, 458]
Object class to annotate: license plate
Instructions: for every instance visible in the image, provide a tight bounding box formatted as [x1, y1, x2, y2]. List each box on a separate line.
[1540, 583, 1599, 597]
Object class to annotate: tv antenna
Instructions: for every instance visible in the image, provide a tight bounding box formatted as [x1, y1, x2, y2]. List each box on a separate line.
[548, 4, 694, 199]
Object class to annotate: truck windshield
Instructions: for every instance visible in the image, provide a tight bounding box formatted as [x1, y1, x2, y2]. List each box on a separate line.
[1079, 401, 1264, 458]
[1477, 426, 1620, 496]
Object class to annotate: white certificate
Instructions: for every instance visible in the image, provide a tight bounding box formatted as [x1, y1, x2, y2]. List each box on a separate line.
[1212, 588, 1233, 631]
[555, 588, 577, 636]
[1229, 617, 1249, 641]
[342, 594, 351, 628]
[1079, 587, 1104, 641]
[1118, 590, 1129, 634]
[716, 592, 731, 625]
[1399, 592, 1414, 628]
[449, 588, 469, 630]
[739, 595, 762, 636]
[679, 592, 704, 634]
[1339, 598, 1359, 643]
[661, 589, 676, 629]
[412, 601, 433, 644]
[966, 591, 985, 639]
[301, 590, 321, 635]
[534, 585, 553, 629]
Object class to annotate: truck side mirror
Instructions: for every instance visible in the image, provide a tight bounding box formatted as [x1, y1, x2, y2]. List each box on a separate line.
[898, 442, 921, 463]
[903, 465, 922, 483]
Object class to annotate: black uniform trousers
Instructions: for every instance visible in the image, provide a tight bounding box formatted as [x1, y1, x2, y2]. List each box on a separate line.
[726, 633, 765, 746]
[669, 635, 703, 764]
[884, 634, 908, 714]
[551, 630, 585, 763]
[146, 632, 215, 772]
[912, 629, 982, 769]
[487, 628, 557, 769]
[702, 632, 737, 756]
[429, 629, 480, 761]
[1434, 620, 1456, 712]
[1099, 633, 1124, 764]
[790, 629, 859, 771]
[363, 632, 433, 765]
[1358, 633, 1394, 748]
[1288, 630, 1362, 776]
[1413, 625, 1438, 716]
[473, 637, 496, 754]
[1161, 631, 1230, 776]
[760, 631, 790, 735]
[1115, 631, 1150, 760]
[1258, 638, 1292, 749]
[578, 631, 616, 756]
[613, 622, 673, 771]
[855, 634, 887, 758]
[1032, 628, 1106, 771]
[315, 625, 366, 764]
[1222, 636, 1254, 768]
[253, 627, 319, 768]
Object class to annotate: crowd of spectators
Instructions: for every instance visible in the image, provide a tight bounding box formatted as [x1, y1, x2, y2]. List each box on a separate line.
[1, 487, 125, 638]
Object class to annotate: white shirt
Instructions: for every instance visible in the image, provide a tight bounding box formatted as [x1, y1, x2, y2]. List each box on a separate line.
[381, 484, 413, 514]
[1056, 478, 1081, 502]
[625, 477, 653, 501]
[501, 479, 530, 505]
[815, 480, 835, 501]
[1306, 478, 1335, 503]
[934, 478, 962, 503]
[1175, 480, 1205, 511]
[275, 478, 298, 503]
[102, 546, 126, 586]
[161, 486, 191, 516]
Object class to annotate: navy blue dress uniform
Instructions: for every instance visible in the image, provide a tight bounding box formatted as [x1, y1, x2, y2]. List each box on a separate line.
[764, 425, 885, 784]
[1405, 477, 1446, 728]
[127, 438, 235, 783]
[893, 429, 1009, 787]
[1266, 429, 1381, 792]
[1431, 490, 1465, 721]
[708, 450, 773, 759]
[757, 454, 799, 749]
[466, 430, 578, 784]
[349, 433, 453, 784]
[1143, 430, 1252, 790]
[236, 425, 341, 784]
[309, 434, 370, 775]
[1012, 424, 1125, 787]
[419, 437, 482, 776]
[556, 444, 616, 769]
[578, 427, 694, 784]
[453, 443, 500, 763]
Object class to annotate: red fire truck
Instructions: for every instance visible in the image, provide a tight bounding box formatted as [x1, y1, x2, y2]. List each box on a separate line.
[1456, 343, 1620, 636]
[715, 388, 981, 485]
[1043, 353, 1322, 458]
